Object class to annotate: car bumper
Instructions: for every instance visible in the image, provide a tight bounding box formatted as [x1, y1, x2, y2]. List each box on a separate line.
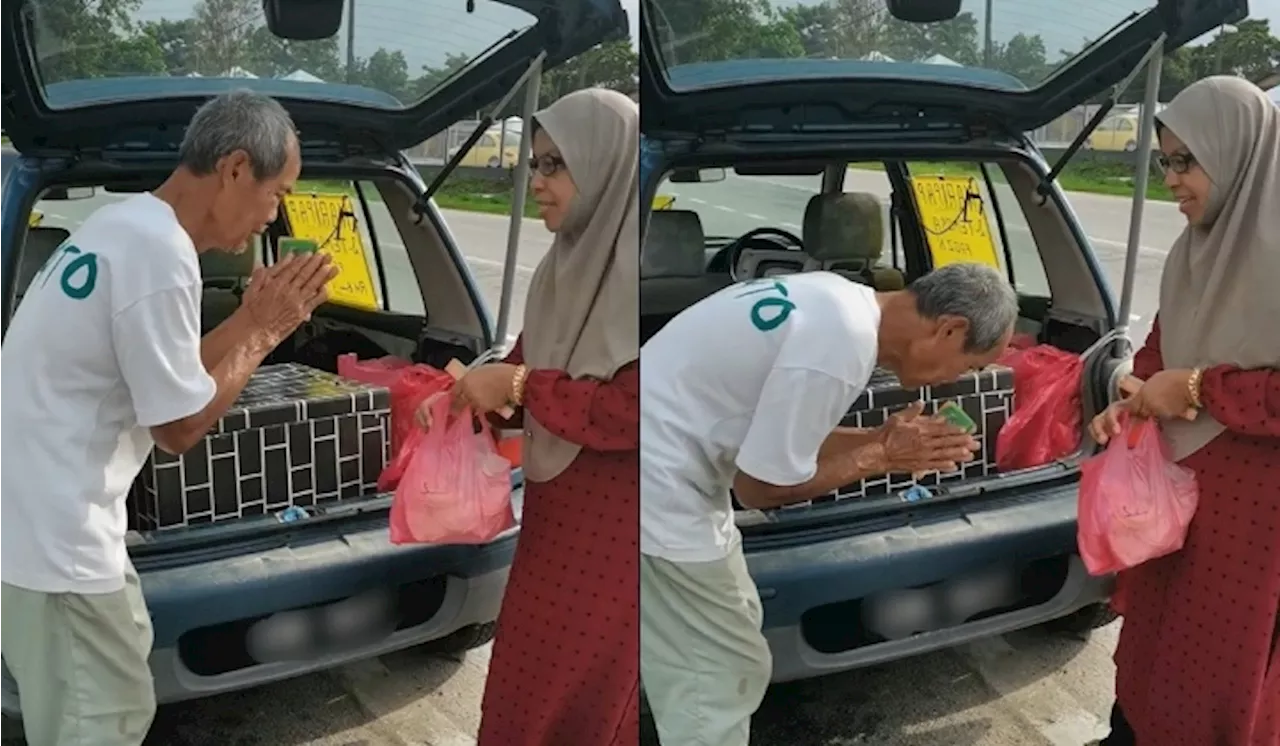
[3, 521, 516, 716]
[745, 482, 1112, 683]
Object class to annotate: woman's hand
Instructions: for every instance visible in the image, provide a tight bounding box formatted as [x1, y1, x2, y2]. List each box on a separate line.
[414, 391, 448, 431]
[452, 363, 520, 415]
[1089, 401, 1134, 445]
[1127, 368, 1199, 421]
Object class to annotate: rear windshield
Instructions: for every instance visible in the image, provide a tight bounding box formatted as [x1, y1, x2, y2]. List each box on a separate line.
[647, 0, 1156, 91]
[23, 0, 535, 111]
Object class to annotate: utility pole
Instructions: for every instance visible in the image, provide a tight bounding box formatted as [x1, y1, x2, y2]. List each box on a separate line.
[983, 0, 993, 67]
[345, 0, 356, 83]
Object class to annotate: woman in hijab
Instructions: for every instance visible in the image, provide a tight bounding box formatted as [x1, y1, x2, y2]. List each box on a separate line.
[426, 88, 639, 745]
[1088, 76, 1280, 746]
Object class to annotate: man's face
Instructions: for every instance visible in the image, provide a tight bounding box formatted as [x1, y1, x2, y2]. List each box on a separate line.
[208, 140, 301, 253]
[890, 315, 1013, 389]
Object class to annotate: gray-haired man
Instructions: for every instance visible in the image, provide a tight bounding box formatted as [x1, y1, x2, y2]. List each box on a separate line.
[1, 90, 337, 745]
[639, 262, 1018, 746]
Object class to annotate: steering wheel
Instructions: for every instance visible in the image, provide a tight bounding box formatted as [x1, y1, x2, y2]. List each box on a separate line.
[719, 227, 805, 282]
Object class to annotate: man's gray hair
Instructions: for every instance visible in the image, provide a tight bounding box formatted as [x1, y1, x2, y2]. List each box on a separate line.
[909, 263, 1019, 352]
[179, 90, 297, 181]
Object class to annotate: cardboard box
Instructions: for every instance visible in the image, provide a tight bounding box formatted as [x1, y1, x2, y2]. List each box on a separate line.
[131, 363, 391, 529]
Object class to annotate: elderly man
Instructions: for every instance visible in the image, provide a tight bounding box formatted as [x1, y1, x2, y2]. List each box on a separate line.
[1, 90, 337, 745]
[639, 262, 1018, 746]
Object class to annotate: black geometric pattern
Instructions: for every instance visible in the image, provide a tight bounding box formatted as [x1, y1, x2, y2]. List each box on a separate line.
[131, 364, 391, 530]
[773, 364, 1016, 511]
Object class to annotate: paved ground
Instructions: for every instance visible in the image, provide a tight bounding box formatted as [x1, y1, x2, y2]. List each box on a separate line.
[7, 184, 1165, 744]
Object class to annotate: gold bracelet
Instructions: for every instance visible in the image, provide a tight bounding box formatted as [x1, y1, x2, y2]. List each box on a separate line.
[1187, 367, 1204, 409]
[510, 364, 529, 406]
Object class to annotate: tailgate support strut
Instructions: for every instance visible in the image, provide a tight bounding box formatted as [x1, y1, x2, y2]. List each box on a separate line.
[1115, 42, 1165, 339]
[1035, 34, 1166, 202]
[418, 51, 545, 210]
[493, 55, 543, 348]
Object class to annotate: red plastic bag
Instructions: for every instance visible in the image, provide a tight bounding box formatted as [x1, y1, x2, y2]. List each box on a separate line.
[1077, 418, 1199, 576]
[996, 345, 1084, 470]
[336, 354, 451, 466]
[337, 353, 413, 389]
[386, 366, 452, 461]
[388, 397, 514, 545]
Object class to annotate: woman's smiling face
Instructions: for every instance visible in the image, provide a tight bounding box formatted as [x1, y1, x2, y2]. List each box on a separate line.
[529, 128, 578, 233]
[1159, 126, 1214, 226]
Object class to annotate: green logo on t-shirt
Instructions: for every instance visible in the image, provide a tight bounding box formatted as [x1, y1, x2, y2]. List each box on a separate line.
[734, 278, 795, 331]
[35, 243, 98, 300]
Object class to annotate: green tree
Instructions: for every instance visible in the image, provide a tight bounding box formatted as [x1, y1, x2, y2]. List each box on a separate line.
[538, 40, 638, 106]
[142, 18, 201, 77]
[351, 48, 411, 100]
[649, 0, 804, 64]
[190, 0, 259, 76]
[990, 33, 1050, 84]
[1195, 20, 1280, 82]
[409, 52, 472, 100]
[244, 27, 342, 81]
[878, 11, 981, 64]
[29, 0, 166, 83]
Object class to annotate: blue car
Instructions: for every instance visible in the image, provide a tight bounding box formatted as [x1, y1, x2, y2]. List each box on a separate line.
[0, 0, 627, 717]
[637, 0, 1242, 684]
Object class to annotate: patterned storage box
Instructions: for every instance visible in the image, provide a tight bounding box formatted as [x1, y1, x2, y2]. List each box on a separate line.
[131, 363, 391, 530]
[774, 364, 1016, 510]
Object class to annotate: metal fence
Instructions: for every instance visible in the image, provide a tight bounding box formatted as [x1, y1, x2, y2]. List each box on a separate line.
[1026, 102, 1167, 151]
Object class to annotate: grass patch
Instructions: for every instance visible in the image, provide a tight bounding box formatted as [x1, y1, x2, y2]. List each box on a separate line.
[850, 159, 1172, 202]
[296, 177, 541, 219]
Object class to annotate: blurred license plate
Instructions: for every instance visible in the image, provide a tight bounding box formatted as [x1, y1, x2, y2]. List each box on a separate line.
[245, 588, 397, 663]
[861, 563, 1019, 640]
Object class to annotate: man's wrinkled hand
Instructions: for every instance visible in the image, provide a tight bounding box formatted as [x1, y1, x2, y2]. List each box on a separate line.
[876, 401, 980, 478]
[242, 253, 338, 343]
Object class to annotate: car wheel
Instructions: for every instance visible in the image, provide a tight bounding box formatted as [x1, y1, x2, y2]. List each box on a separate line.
[1124, 140, 1138, 152]
[1045, 602, 1119, 636]
[487, 156, 501, 168]
[417, 622, 497, 656]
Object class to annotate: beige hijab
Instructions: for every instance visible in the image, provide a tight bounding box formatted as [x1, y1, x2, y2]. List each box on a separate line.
[1154, 76, 1280, 461]
[519, 88, 640, 482]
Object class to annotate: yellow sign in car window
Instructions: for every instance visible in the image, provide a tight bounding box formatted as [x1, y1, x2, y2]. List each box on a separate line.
[909, 175, 1001, 270]
[281, 192, 380, 311]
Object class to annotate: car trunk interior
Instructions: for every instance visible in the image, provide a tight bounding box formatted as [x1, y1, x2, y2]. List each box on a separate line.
[641, 150, 1120, 524]
[10, 171, 492, 547]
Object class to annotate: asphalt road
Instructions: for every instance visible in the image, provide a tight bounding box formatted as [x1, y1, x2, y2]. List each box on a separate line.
[663, 169, 1183, 343]
[9, 189, 1152, 745]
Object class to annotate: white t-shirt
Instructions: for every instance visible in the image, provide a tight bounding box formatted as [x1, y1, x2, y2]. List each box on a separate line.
[640, 272, 882, 562]
[2, 193, 217, 594]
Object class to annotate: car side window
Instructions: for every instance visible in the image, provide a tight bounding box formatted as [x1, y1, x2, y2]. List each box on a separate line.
[479, 134, 496, 148]
[1117, 119, 1135, 132]
[902, 162, 1051, 299]
[654, 171, 821, 243]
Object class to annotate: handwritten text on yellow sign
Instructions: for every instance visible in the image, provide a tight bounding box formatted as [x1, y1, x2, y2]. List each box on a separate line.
[281, 193, 379, 311]
[909, 175, 1001, 271]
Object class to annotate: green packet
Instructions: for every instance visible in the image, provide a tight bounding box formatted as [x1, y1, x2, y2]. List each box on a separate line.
[279, 237, 319, 256]
[938, 401, 977, 434]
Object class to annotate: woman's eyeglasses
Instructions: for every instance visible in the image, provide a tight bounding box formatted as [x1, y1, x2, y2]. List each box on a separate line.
[1157, 152, 1198, 175]
[528, 154, 567, 177]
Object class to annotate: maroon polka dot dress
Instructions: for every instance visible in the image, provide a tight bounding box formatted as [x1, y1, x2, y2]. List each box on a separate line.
[476, 337, 639, 746]
[1111, 317, 1280, 746]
